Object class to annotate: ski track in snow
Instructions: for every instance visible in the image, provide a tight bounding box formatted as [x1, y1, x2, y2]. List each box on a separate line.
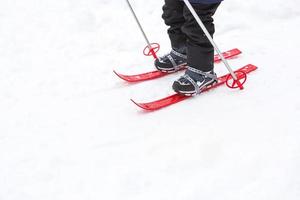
[0, 0, 300, 200]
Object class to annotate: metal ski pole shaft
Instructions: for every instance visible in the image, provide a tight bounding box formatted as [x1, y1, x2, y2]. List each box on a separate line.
[126, 0, 151, 46]
[183, 0, 244, 89]
[125, 0, 159, 59]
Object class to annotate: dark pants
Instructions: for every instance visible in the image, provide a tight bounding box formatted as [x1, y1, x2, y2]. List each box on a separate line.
[162, 0, 220, 72]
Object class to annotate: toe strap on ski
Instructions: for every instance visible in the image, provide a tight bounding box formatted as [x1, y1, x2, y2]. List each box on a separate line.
[143, 43, 160, 59]
[167, 55, 177, 68]
[181, 74, 201, 94]
[182, 68, 218, 94]
[169, 50, 188, 71]
[225, 70, 247, 89]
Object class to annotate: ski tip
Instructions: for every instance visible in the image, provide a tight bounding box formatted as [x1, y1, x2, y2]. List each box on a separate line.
[131, 99, 146, 109]
[113, 70, 134, 82]
[113, 70, 124, 79]
[130, 99, 153, 111]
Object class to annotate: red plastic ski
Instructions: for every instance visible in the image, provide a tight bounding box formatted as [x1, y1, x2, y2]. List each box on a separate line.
[114, 48, 242, 83]
[131, 64, 257, 111]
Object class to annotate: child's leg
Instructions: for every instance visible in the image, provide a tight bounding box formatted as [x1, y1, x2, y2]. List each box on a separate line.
[182, 2, 220, 72]
[162, 0, 187, 53]
[172, 2, 221, 95]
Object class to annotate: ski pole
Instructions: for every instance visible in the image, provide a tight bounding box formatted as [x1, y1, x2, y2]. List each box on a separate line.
[182, 0, 245, 90]
[125, 0, 160, 59]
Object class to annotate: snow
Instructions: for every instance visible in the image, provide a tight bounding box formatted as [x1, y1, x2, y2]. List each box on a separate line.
[0, 0, 300, 199]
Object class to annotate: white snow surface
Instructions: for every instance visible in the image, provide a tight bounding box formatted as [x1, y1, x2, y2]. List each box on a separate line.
[1, 0, 300, 199]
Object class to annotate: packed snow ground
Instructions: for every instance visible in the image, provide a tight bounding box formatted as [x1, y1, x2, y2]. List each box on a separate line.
[0, 0, 300, 199]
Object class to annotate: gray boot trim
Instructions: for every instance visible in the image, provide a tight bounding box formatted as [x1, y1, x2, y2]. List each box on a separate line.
[167, 55, 177, 68]
[171, 49, 187, 59]
[187, 67, 217, 81]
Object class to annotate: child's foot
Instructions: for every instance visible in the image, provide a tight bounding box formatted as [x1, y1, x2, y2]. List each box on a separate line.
[172, 67, 218, 96]
[154, 49, 187, 73]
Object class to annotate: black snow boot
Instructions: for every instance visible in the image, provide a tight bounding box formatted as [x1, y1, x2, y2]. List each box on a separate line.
[154, 49, 187, 73]
[172, 66, 218, 96]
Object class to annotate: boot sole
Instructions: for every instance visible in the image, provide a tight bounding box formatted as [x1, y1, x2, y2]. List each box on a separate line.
[156, 63, 187, 73]
[174, 80, 218, 96]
